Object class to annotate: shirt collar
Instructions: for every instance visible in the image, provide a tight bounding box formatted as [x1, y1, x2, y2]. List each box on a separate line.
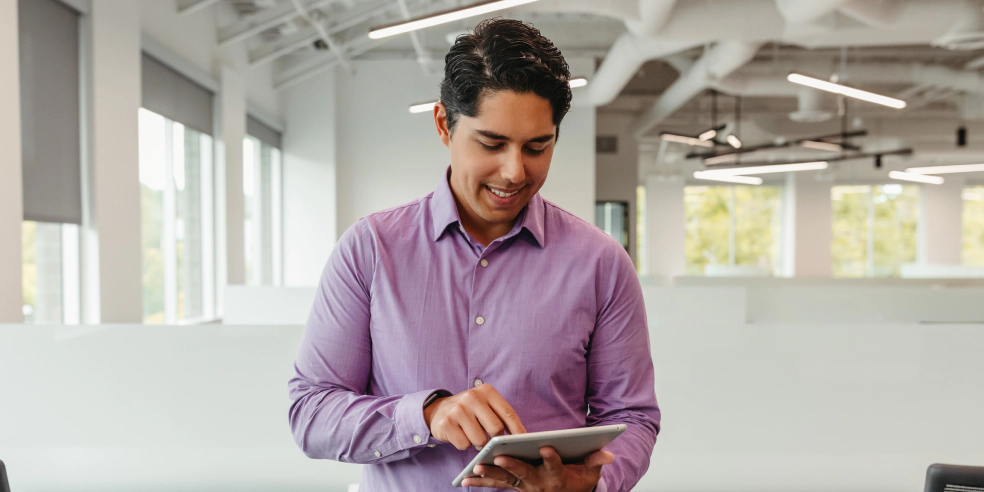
[429, 166, 545, 248]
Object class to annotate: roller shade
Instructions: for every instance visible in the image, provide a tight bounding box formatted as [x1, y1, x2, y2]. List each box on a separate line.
[247, 115, 282, 149]
[19, 0, 82, 224]
[141, 53, 214, 136]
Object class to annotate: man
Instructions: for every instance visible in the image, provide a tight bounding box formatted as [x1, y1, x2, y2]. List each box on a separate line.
[288, 18, 660, 492]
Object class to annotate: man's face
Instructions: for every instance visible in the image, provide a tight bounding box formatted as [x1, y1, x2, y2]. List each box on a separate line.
[435, 91, 556, 232]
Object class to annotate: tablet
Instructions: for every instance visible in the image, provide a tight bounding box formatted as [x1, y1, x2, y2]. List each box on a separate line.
[451, 424, 626, 487]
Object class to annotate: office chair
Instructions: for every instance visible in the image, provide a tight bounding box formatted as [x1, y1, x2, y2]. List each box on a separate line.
[925, 463, 984, 492]
[0, 459, 9, 492]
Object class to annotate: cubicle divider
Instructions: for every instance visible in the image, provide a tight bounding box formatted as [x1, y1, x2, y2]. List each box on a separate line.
[2, 279, 983, 491]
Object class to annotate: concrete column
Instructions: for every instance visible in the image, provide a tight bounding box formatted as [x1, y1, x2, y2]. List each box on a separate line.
[918, 177, 964, 265]
[90, 0, 143, 322]
[215, 65, 246, 309]
[645, 175, 685, 278]
[283, 71, 337, 286]
[0, 0, 24, 322]
[781, 172, 832, 277]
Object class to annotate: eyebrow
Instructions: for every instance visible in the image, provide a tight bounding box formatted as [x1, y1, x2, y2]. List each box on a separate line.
[475, 129, 555, 143]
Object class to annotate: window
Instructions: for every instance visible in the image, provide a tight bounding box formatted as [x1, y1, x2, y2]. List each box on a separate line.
[964, 186, 984, 266]
[21, 221, 80, 324]
[138, 108, 214, 324]
[684, 186, 783, 275]
[243, 135, 283, 286]
[831, 184, 919, 277]
[595, 201, 629, 253]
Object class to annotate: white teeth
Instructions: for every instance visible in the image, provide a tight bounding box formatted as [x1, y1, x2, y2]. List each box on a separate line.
[489, 187, 519, 198]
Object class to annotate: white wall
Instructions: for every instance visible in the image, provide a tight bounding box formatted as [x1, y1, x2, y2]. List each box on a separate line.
[918, 177, 964, 265]
[781, 172, 833, 277]
[89, 0, 143, 322]
[333, 60, 450, 234]
[0, 0, 24, 322]
[282, 70, 337, 286]
[596, 112, 639, 261]
[646, 176, 686, 277]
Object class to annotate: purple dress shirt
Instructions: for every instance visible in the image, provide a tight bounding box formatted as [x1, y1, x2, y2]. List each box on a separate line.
[289, 168, 660, 491]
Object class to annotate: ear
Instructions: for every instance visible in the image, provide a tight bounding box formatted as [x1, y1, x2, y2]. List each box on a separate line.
[434, 102, 451, 148]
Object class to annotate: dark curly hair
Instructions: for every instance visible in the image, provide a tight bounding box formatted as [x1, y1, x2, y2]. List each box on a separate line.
[440, 18, 572, 139]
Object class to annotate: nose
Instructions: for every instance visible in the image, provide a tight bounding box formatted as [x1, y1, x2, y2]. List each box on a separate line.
[501, 147, 526, 184]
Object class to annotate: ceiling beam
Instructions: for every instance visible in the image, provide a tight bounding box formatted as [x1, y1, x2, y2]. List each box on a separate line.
[274, 39, 385, 90]
[248, 1, 396, 67]
[177, 0, 222, 16]
[217, 0, 333, 47]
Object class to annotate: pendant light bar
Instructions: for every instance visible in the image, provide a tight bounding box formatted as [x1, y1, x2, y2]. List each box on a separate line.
[700, 161, 829, 176]
[370, 0, 541, 39]
[787, 73, 907, 109]
[800, 140, 844, 152]
[693, 171, 763, 185]
[905, 163, 984, 174]
[889, 171, 944, 184]
[660, 132, 715, 148]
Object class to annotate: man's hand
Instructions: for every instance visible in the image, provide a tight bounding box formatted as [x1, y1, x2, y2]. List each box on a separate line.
[461, 446, 614, 491]
[424, 384, 526, 450]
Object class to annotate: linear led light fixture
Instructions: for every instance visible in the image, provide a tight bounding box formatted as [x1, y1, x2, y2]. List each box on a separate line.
[905, 163, 984, 174]
[700, 161, 829, 176]
[889, 170, 944, 184]
[408, 77, 586, 113]
[409, 101, 437, 113]
[660, 132, 714, 147]
[787, 73, 907, 109]
[370, 0, 540, 39]
[726, 135, 742, 148]
[800, 140, 843, 152]
[693, 171, 763, 185]
[699, 129, 717, 141]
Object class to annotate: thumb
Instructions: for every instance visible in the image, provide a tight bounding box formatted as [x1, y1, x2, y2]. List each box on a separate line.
[585, 449, 614, 469]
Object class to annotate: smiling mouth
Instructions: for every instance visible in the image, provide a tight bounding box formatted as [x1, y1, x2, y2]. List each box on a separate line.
[486, 185, 521, 198]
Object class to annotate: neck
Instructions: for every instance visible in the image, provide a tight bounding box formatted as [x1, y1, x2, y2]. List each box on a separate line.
[449, 191, 517, 247]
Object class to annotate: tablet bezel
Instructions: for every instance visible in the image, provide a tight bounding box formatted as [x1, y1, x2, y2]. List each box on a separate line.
[451, 424, 626, 487]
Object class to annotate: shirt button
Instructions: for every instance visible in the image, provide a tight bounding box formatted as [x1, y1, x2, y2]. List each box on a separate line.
[480, 259, 488, 267]
[374, 451, 381, 458]
[474, 379, 483, 387]
[413, 435, 422, 444]
[427, 444, 436, 448]
[475, 316, 485, 325]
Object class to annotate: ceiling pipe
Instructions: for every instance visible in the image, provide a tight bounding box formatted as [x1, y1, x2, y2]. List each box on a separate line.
[568, 0, 978, 111]
[632, 41, 764, 138]
[624, 0, 679, 37]
[774, 0, 853, 24]
[517, 0, 641, 23]
[836, 0, 904, 28]
[577, 34, 699, 107]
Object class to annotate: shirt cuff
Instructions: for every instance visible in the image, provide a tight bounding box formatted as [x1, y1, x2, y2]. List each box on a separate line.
[594, 474, 608, 492]
[395, 388, 449, 450]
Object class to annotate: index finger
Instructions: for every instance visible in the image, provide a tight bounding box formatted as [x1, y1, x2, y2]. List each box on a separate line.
[486, 391, 526, 435]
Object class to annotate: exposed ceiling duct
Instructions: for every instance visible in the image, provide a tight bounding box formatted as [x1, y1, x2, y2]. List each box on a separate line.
[578, 34, 698, 107]
[633, 41, 764, 138]
[789, 87, 834, 123]
[773, 0, 853, 24]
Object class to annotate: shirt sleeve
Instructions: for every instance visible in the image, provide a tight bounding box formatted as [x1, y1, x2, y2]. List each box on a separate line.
[287, 219, 446, 463]
[586, 240, 661, 492]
